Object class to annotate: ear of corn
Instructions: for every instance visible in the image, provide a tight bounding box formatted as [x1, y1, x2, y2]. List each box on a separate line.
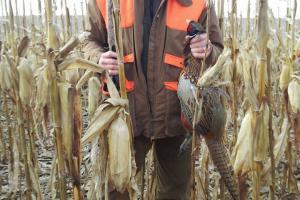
[35, 67, 50, 109]
[231, 109, 255, 176]
[88, 76, 101, 117]
[108, 113, 132, 192]
[197, 48, 231, 87]
[288, 77, 300, 113]
[279, 59, 293, 90]
[17, 58, 33, 106]
[17, 36, 30, 58]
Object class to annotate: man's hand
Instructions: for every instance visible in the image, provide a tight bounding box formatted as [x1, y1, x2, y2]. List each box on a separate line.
[187, 33, 212, 59]
[99, 51, 119, 75]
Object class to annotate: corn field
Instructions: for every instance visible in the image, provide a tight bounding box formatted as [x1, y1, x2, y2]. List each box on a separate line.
[0, 0, 299, 199]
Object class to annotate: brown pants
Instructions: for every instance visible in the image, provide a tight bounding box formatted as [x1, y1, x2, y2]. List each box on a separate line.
[110, 135, 191, 200]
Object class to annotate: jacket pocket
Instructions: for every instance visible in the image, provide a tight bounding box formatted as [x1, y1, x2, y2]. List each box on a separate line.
[164, 88, 186, 136]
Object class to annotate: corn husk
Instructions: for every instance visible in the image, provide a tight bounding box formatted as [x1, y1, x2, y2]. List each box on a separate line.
[231, 109, 256, 175]
[35, 67, 49, 109]
[279, 59, 293, 90]
[241, 51, 259, 109]
[296, 38, 300, 57]
[262, 118, 289, 176]
[197, 48, 231, 87]
[88, 76, 101, 117]
[236, 52, 244, 78]
[17, 58, 33, 106]
[108, 113, 131, 193]
[81, 73, 125, 145]
[76, 70, 93, 90]
[47, 23, 60, 50]
[17, 36, 30, 57]
[253, 103, 269, 162]
[0, 60, 13, 91]
[63, 69, 80, 85]
[288, 78, 300, 113]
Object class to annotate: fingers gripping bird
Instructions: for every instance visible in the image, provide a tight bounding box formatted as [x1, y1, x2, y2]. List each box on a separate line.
[177, 21, 240, 200]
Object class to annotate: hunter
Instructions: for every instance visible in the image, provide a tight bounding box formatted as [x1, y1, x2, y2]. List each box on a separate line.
[84, 0, 223, 199]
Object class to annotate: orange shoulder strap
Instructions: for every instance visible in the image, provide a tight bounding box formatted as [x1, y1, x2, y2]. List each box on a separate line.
[96, 0, 134, 28]
[166, 0, 206, 31]
[96, 0, 107, 24]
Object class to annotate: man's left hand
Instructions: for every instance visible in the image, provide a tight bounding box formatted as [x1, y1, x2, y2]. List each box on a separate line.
[186, 33, 212, 59]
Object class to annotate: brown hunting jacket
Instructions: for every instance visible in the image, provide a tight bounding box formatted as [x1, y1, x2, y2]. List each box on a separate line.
[83, 0, 224, 139]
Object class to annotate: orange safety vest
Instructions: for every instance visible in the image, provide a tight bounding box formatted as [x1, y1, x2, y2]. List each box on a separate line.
[96, 0, 206, 92]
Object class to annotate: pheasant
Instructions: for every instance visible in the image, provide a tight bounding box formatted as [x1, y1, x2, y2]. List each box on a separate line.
[177, 21, 240, 200]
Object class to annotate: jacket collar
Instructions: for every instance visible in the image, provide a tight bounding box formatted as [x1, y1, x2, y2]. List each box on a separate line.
[176, 0, 193, 6]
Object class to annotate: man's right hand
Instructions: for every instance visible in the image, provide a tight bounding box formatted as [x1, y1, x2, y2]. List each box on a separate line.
[99, 51, 119, 75]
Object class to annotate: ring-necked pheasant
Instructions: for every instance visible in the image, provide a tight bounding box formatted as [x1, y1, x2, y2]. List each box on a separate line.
[177, 21, 240, 200]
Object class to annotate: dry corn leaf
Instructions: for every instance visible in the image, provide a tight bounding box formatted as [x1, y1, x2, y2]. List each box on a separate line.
[76, 70, 93, 90]
[105, 73, 120, 99]
[241, 52, 259, 109]
[81, 98, 128, 146]
[87, 136, 102, 200]
[27, 54, 41, 72]
[108, 113, 131, 193]
[196, 138, 209, 199]
[288, 78, 300, 113]
[63, 69, 80, 85]
[262, 118, 289, 176]
[268, 10, 285, 50]
[58, 58, 104, 73]
[231, 109, 256, 175]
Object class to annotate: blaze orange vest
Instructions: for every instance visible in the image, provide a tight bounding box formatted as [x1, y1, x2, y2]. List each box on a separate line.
[96, 0, 206, 91]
